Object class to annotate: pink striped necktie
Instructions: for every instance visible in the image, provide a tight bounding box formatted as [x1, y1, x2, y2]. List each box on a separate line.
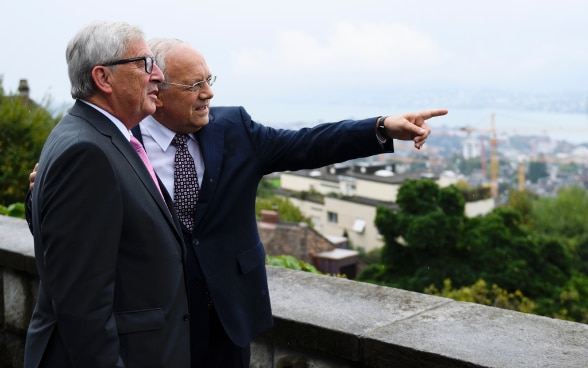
[129, 135, 165, 200]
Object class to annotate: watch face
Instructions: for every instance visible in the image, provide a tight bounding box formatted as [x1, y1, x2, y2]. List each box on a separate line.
[378, 119, 388, 141]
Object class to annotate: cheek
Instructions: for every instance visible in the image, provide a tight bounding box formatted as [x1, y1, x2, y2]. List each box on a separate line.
[165, 100, 190, 121]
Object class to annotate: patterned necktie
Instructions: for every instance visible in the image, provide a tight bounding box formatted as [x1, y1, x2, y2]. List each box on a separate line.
[129, 135, 164, 200]
[173, 133, 199, 231]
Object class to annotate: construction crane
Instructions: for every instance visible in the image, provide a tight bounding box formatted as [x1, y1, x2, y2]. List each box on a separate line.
[460, 114, 499, 200]
[518, 158, 525, 191]
[461, 114, 588, 196]
[489, 113, 498, 199]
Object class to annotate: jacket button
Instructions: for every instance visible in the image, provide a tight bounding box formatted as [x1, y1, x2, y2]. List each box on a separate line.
[183, 314, 190, 321]
[192, 239, 199, 246]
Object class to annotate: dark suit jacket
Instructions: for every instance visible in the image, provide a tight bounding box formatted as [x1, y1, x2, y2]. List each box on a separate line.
[25, 101, 191, 368]
[133, 106, 394, 349]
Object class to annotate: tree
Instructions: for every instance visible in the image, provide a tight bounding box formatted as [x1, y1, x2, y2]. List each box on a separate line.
[257, 177, 279, 198]
[527, 160, 548, 183]
[506, 189, 538, 225]
[363, 179, 468, 291]
[461, 207, 571, 299]
[0, 79, 60, 205]
[524, 186, 588, 321]
[458, 157, 483, 176]
[255, 195, 312, 226]
[357, 178, 586, 322]
[529, 186, 588, 243]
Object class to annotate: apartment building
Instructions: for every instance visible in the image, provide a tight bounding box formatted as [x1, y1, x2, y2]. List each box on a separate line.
[277, 163, 494, 252]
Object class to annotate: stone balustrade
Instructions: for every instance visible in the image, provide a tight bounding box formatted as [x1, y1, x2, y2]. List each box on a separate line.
[2, 215, 587, 367]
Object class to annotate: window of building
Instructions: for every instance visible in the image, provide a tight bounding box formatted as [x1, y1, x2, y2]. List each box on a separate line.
[327, 211, 338, 223]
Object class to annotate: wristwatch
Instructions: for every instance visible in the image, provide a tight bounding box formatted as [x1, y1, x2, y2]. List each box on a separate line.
[376, 116, 389, 144]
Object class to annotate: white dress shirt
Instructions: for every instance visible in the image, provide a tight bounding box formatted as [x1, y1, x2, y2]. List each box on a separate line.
[79, 100, 131, 141]
[138, 115, 205, 199]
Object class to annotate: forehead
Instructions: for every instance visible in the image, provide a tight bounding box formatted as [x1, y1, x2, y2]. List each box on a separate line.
[124, 38, 151, 57]
[166, 45, 209, 81]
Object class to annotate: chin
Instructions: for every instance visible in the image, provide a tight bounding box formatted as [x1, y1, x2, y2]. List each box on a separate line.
[144, 103, 157, 116]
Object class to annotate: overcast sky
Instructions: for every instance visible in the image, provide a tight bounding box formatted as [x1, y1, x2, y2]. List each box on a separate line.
[1, 0, 587, 138]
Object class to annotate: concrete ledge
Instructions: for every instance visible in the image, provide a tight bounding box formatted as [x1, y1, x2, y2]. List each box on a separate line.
[2, 216, 588, 367]
[0, 215, 36, 275]
[265, 265, 588, 368]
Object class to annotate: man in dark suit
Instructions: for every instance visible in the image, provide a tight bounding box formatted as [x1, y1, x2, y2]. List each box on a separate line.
[24, 23, 191, 367]
[136, 38, 447, 367]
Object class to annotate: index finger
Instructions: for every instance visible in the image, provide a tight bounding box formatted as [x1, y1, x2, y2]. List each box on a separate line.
[420, 109, 448, 120]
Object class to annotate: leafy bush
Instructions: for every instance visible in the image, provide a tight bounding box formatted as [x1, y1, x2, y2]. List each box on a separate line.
[425, 278, 537, 314]
[256, 195, 312, 226]
[0, 80, 60, 205]
[266, 254, 321, 274]
[0, 202, 25, 218]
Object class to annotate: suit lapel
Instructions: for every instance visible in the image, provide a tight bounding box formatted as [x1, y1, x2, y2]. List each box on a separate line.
[113, 136, 175, 223]
[194, 118, 225, 229]
[129, 124, 183, 241]
[72, 103, 179, 239]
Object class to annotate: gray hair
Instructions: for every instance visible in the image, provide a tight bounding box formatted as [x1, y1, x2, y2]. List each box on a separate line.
[66, 21, 145, 100]
[148, 38, 187, 90]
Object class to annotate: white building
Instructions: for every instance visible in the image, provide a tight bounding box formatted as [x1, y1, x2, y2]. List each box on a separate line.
[277, 164, 494, 252]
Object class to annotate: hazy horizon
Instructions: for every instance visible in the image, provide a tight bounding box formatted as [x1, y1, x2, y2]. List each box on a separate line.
[2, 0, 587, 142]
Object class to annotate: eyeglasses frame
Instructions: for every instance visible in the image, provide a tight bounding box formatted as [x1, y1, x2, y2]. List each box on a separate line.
[165, 75, 217, 92]
[102, 56, 156, 74]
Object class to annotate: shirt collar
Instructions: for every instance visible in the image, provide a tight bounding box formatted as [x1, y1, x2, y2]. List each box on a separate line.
[140, 115, 194, 151]
[79, 99, 131, 141]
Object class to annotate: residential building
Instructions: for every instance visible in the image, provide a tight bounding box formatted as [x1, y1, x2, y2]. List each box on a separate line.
[277, 163, 495, 252]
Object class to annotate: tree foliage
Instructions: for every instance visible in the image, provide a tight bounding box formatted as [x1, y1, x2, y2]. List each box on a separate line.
[528, 186, 588, 243]
[371, 179, 467, 291]
[425, 278, 538, 314]
[0, 79, 60, 205]
[458, 157, 483, 176]
[0, 202, 25, 218]
[255, 194, 312, 226]
[256, 177, 279, 198]
[358, 178, 588, 322]
[266, 254, 321, 274]
[527, 160, 549, 183]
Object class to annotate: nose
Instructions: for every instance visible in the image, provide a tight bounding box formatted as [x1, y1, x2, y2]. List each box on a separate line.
[150, 64, 165, 84]
[200, 80, 214, 100]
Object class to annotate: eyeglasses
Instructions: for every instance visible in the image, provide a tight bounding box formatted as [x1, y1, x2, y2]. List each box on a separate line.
[166, 75, 217, 92]
[102, 56, 156, 74]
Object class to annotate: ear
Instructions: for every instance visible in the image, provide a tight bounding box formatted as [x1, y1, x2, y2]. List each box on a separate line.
[91, 66, 113, 94]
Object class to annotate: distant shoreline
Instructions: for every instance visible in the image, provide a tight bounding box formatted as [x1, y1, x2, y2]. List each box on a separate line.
[235, 102, 588, 145]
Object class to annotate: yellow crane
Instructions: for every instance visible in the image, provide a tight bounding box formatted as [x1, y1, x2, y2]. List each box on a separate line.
[489, 113, 499, 199]
[461, 114, 588, 196]
[460, 114, 499, 200]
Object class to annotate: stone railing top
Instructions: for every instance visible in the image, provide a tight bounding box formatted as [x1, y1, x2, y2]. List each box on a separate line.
[0, 215, 36, 274]
[267, 265, 588, 368]
[2, 216, 588, 367]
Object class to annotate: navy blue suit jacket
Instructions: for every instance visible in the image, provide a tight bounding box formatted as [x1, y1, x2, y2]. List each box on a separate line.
[133, 106, 393, 348]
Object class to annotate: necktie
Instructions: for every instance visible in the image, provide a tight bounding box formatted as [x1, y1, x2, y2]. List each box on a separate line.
[129, 135, 165, 200]
[173, 133, 199, 231]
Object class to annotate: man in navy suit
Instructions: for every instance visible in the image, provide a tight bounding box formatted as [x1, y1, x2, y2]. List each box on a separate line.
[24, 23, 190, 367]
[28, 37, 447, 368]
[139, 38, 447, 367]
